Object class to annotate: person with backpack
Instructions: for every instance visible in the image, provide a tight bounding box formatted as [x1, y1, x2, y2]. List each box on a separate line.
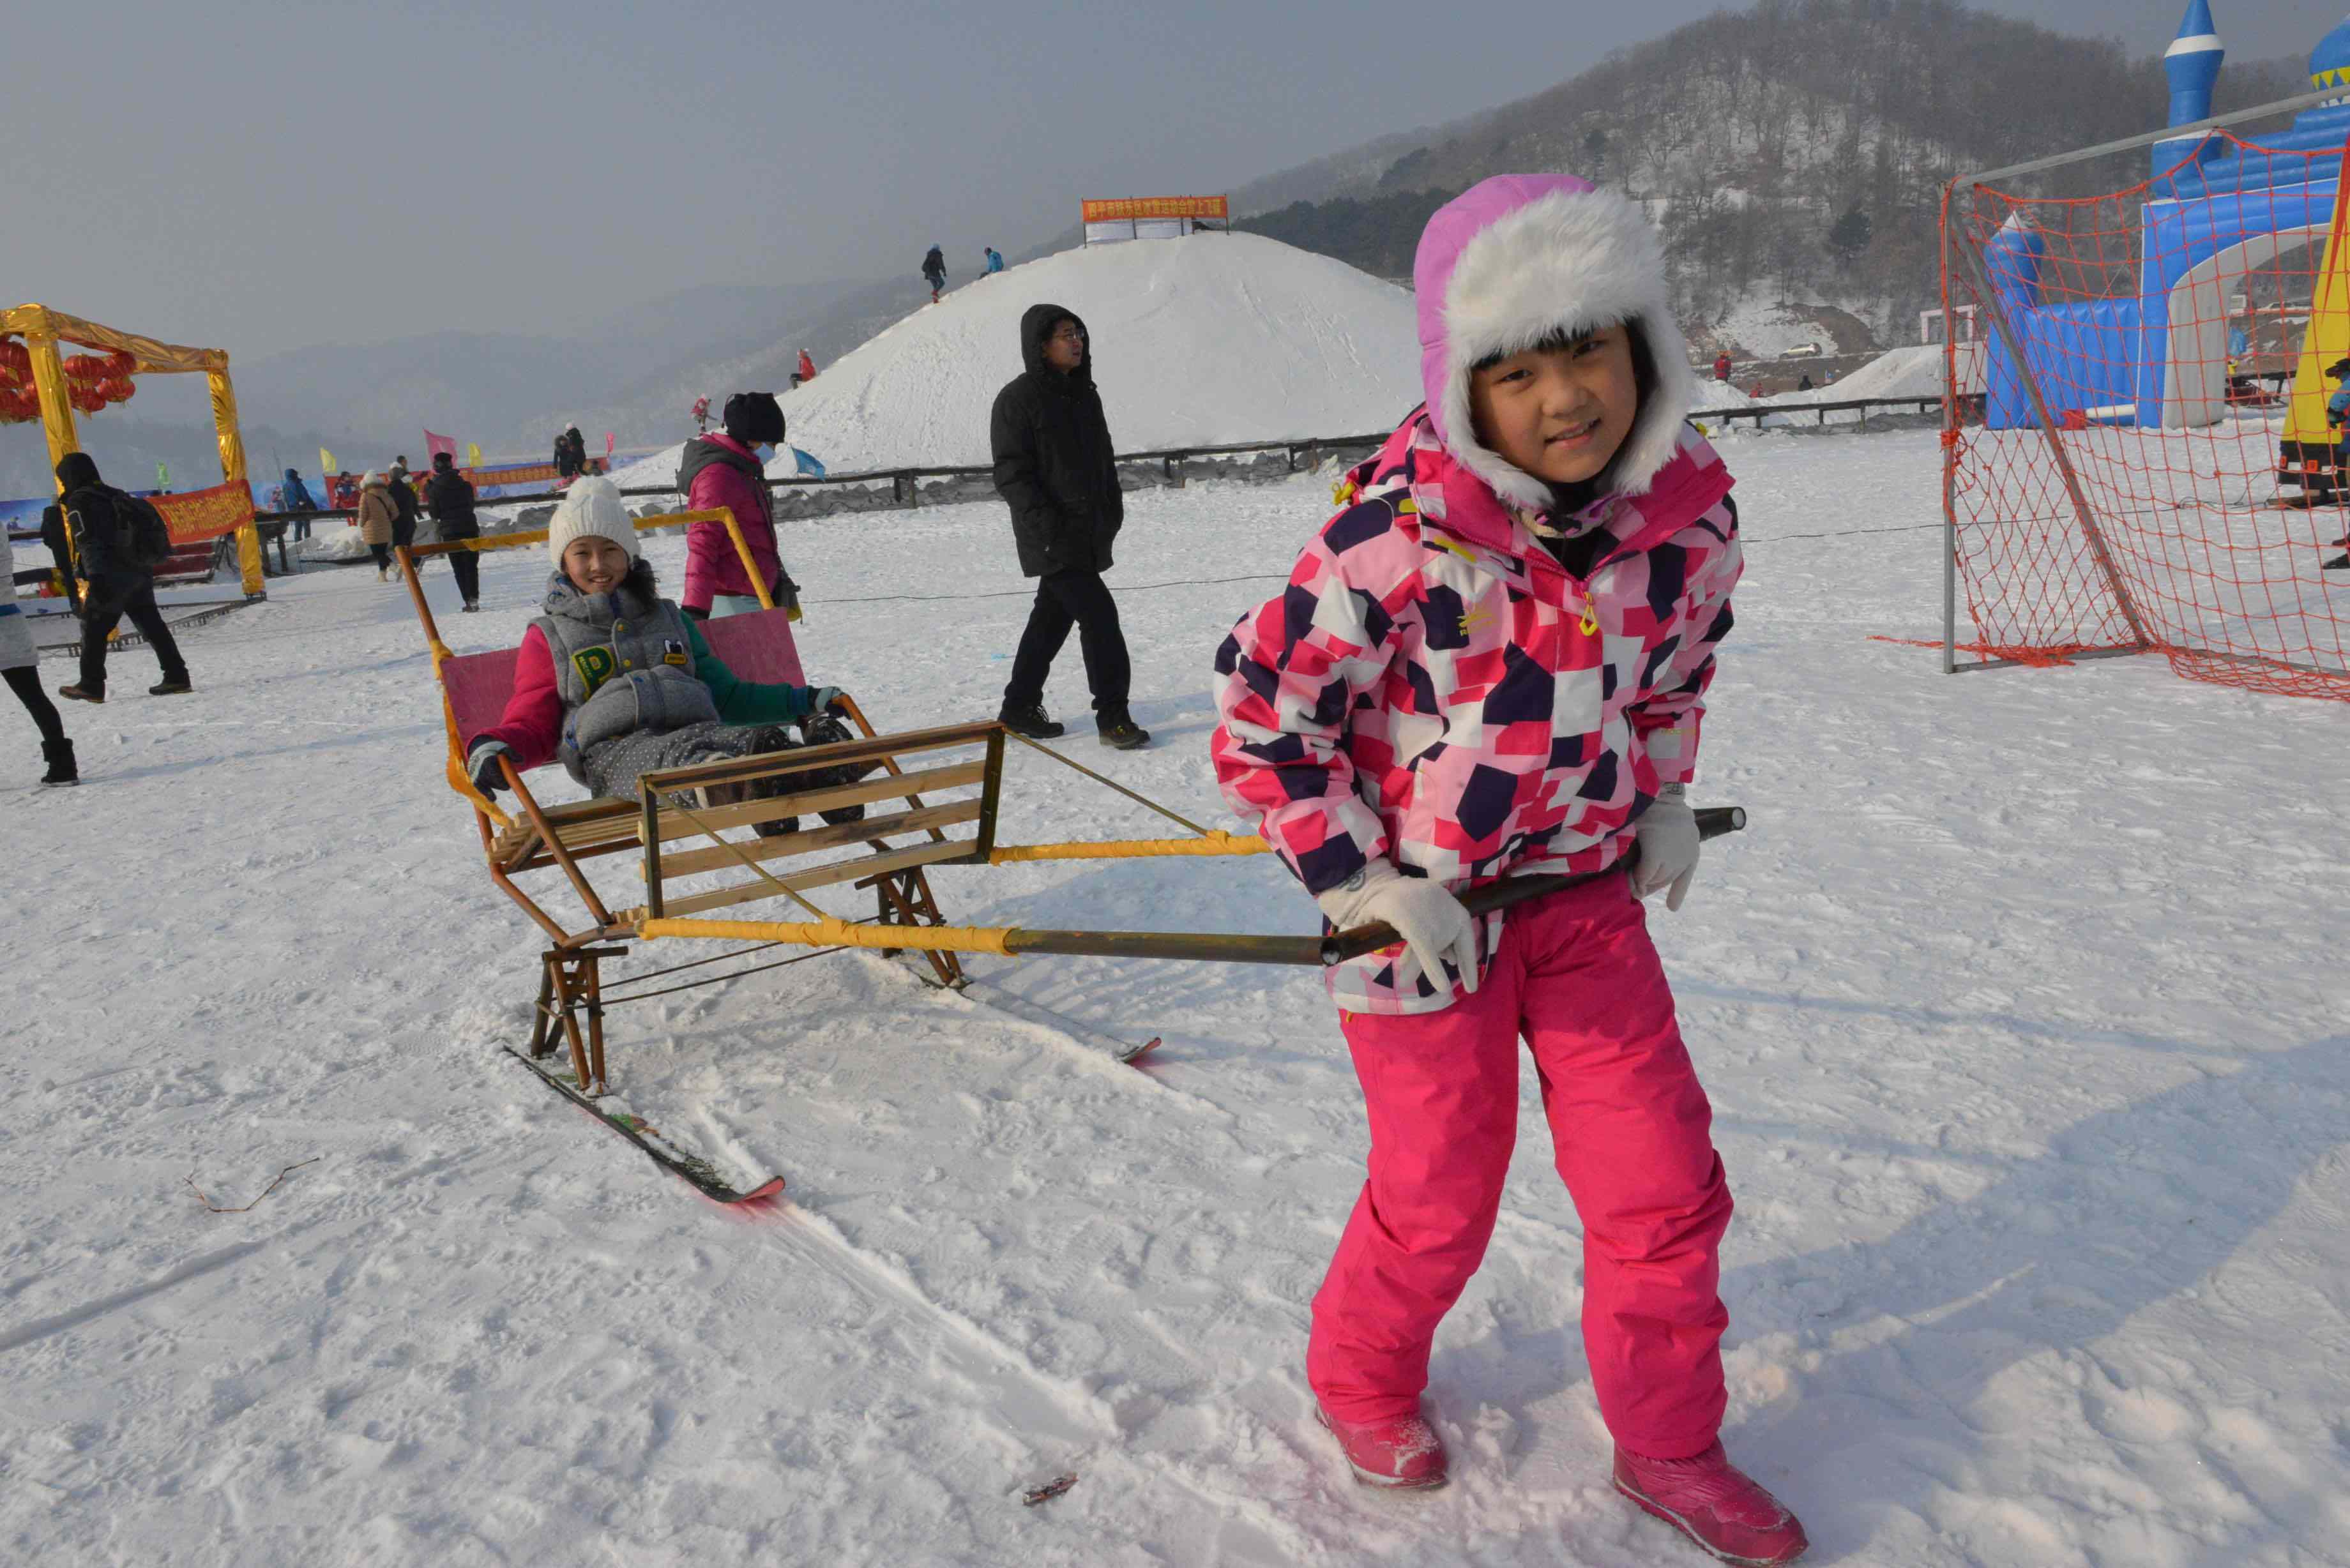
[425, 451, 482, 611]
[922, 246, 947, 304]
[48, 453, 192, 703]
[3, 524, 75, 784]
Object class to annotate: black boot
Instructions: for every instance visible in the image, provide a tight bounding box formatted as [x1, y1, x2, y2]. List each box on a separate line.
[998, 702, 1065, 740]
[1096, 711, 1151, 750]
[40, 738, 78, 787]
[150, 675, 193, 697]
[796, 711, 881, 824]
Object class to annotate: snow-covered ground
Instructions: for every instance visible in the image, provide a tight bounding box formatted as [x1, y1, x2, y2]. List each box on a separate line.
[6, 428, 2349, 1567]
[610, 234, 1422, 485]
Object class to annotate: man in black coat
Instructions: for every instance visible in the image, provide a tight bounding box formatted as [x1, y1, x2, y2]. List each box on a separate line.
[47, 453, 192, 702]
[425, 451, 481, 611]
[989, 303, 1146, 748]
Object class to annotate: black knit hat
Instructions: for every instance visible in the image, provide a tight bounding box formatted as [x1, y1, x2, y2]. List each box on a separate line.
[2328, 358, 2350, 381]
[432, 451, 455, 472]
[723, 391, 786, 446]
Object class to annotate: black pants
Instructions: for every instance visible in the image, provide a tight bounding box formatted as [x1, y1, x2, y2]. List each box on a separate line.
[392, 518, 416, 552]
[370, 543, 392, 571]
[78, 572, 187, 694]
[1004, 568, 1130, 715]
[443, 528, 480, 602]
[6, 665, 65, 746]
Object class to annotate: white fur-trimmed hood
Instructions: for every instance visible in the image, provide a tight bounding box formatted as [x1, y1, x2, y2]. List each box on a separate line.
[1417, 181, 1697, 509]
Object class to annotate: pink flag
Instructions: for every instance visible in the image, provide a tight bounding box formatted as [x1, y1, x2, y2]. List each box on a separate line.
[424, 429, 457, 462]
[604, 432, 616, 458]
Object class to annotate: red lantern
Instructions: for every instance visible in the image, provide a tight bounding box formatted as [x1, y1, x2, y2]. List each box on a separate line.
[0, 385, 40, 423]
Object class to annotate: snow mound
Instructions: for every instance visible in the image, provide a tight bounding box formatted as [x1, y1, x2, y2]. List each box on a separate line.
[1767, 342, 1985, 406]
[612, 234, 1421, 485]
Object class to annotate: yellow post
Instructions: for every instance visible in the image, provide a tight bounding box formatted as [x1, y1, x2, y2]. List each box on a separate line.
[26, 327, 79, 484]
[24, 326, 80, 575]
[208, 368, 264, 597]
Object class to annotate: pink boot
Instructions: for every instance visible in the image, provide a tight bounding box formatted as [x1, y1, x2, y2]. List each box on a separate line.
[1314, 1404, 1448, 1489]
[1612, 1442, 1807, 1565]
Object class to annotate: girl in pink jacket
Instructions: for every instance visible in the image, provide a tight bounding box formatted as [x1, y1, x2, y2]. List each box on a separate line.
[678, 392, 801, 621]
[1210, 175, 1805, 1564]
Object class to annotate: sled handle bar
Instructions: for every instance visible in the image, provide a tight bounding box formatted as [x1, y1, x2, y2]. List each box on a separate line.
[1317, 805, 1747, 967]
[994, 807, 1744, 969]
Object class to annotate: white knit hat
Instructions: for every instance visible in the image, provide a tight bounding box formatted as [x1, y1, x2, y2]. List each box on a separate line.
[546, 476, 639, 566]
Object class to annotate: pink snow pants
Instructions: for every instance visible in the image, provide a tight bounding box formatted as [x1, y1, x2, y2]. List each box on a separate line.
[1307, 871, 1732, 1459]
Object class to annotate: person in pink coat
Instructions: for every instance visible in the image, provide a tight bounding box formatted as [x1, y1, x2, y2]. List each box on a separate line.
[1210, 174, 1805, 1564]
[677, 391, 800, 621]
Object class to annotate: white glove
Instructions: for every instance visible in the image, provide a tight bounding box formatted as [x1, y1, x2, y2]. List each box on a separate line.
[807, 685, 846, 714]
[1315, 861, 1480, 993]
[1632, 782, 1699, 911]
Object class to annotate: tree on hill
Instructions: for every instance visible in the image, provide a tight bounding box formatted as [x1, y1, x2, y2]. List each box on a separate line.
[1827, 206, 1874, 268]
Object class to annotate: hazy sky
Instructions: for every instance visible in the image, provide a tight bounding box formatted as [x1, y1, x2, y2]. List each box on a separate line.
[3, 0, 2337, 358]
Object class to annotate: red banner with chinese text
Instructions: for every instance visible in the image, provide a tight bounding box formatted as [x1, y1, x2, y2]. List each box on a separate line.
[150, 479, 254, 545]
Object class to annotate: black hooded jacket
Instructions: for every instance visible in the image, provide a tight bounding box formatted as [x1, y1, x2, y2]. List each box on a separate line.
[43, 451, 144, 582]
[990, 303, 1121, 578]
[425, 462, 478, 536]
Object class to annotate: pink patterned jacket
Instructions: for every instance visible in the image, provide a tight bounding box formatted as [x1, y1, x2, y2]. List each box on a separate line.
[1210, 412, 1741, 1014]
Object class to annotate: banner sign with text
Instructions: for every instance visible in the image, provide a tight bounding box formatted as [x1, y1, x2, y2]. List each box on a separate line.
[151, 479, 255, 545]
[1081, 196, 1228, 223]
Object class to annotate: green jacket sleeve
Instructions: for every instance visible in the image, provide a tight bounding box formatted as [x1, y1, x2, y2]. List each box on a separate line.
[686, 617, 817, 725]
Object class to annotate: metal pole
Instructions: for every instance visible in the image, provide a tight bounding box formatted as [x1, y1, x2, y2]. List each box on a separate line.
[1941, 191, 1962, 675]
[1948, 202, 2154, 651]
[1952, 86, 2342, 189]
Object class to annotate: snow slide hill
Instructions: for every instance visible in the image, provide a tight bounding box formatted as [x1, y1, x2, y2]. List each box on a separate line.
[612, 233, 1423, 485]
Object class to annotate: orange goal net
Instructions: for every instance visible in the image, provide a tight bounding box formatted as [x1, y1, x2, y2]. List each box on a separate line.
[1940, 121, 2350, 700]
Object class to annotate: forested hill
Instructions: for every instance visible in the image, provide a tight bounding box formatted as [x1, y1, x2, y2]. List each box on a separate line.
[1237, 0, 2305, 352]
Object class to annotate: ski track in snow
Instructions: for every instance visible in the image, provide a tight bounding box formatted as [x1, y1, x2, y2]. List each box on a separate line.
[4, 429, 2349, 1565]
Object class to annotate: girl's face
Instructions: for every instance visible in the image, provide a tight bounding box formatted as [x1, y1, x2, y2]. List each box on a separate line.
[561, 535, 632, 594]
[1468, 326, 1639, 488]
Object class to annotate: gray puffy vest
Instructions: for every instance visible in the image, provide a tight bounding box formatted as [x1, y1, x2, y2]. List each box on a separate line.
[534, 575, 720, 783]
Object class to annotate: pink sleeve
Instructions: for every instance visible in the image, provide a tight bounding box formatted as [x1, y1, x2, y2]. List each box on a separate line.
[1627, 512, 1742, 788]
[1208, 505, 1416, 894]
[469, 625, 564, 769]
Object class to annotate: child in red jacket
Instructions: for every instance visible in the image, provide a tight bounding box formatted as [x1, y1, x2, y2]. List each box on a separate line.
[1211, 176, 1803, 1564]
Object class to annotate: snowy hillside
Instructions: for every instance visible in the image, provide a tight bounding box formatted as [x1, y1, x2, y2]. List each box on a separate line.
[613, 234, 1421, 483]
[6, 428, 2349, 1565]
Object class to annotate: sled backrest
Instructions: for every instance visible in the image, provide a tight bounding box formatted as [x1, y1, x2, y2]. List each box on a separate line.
[441, 646, 524, 757]
[695, 607, 806, 687]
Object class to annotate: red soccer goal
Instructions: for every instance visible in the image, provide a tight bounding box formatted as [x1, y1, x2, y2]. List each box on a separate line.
[1940, 116, 2350, 701]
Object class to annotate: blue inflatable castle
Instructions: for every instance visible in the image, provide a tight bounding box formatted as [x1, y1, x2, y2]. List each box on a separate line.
[1982, 2, 2350, 447]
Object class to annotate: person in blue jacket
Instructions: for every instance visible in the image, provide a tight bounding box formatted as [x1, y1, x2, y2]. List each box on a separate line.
[984, 246, 1004, 276]
[280, 468, 317, 541]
